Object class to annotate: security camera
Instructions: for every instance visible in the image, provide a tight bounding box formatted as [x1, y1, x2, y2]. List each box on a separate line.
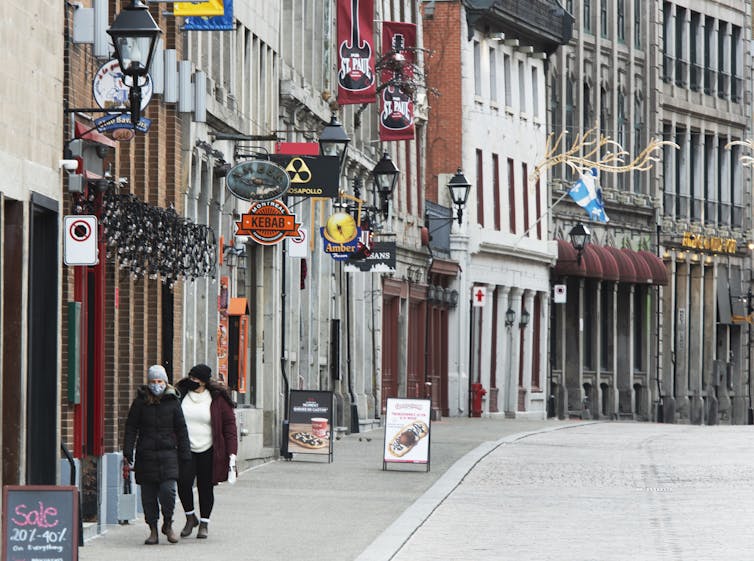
[59, 159, 79, 171]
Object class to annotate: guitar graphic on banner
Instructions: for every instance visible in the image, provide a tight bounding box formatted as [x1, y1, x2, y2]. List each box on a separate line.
[338, 0, 374, 92]
[380, 34, 413, 132]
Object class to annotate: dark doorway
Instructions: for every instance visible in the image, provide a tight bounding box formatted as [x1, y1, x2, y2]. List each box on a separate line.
[26, 193, 59, 485]
[3, 197, 23, 486]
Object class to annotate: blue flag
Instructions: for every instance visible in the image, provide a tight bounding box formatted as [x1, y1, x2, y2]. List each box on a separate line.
[568, 168, 609, 223]
[184, 0, 234, 31]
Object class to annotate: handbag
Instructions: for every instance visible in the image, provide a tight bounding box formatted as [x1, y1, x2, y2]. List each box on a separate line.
[117, 460, 137, 523]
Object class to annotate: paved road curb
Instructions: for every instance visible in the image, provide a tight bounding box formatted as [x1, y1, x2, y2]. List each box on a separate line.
[356, 422, 594, 561]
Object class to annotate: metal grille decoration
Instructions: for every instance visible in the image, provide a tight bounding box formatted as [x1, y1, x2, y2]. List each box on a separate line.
[100, 191, 217, 286]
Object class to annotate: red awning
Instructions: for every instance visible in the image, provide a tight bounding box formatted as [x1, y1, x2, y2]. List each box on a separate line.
[75, 121, 117, 147]
[590, 245, 620, 282]
[581, 245, 604, 280]
[553, 239, 586, 277]
[622, 249, 653, 284]
[638, 250, 669, 286]
[603, 246, 637, 283]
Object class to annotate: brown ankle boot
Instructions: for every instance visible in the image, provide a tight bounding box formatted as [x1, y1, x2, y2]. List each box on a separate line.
[196, 521, 208, 539]
[162, 520, 178, 543]
[144, 524, 158, 545]
[180, 513, 199, 537]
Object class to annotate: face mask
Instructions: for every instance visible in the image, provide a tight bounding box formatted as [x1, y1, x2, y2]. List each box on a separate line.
[149, 382, 166, 396]
[185, 380, 201, 392]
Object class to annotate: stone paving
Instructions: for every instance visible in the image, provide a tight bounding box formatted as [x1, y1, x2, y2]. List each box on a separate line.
[386, 422, 754, 561]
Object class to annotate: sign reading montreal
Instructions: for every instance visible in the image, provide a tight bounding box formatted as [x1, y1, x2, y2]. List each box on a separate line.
[235, 200, 302, 246]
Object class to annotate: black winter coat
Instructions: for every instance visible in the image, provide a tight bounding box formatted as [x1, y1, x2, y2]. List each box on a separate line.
[123, 385, 191, 484]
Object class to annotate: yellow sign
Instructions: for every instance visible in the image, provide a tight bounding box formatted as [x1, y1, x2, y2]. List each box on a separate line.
[681, 232, 737, 254]
[174, 0, 224, 17]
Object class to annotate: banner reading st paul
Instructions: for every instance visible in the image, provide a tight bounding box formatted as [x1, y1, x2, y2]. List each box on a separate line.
[337, 0, 376, 104]
[379, 21, 416, 141]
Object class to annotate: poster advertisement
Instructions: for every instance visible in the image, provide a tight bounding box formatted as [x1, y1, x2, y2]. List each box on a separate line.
[383, 398, 431, 467]
[216, 276, 229, 384]
[287, 391, 334, 458]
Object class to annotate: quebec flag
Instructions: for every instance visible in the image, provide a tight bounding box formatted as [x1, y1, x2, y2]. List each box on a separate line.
[568, 168, 609, 223]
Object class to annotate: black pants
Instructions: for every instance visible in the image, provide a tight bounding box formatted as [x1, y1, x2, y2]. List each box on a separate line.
[178, 448, 215, 519]
[140, 479, 177, 526]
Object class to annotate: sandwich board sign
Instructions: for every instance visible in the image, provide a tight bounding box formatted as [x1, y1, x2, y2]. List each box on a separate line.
[382, 398, 431, 471]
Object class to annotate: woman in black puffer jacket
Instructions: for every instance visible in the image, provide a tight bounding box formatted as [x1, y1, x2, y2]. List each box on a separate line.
[123, 365, 191, 545]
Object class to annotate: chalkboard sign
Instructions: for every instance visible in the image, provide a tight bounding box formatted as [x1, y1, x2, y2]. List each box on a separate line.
[3, 485, 79, 561]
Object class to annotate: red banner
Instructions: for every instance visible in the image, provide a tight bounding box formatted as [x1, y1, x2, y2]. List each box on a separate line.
[379, 21, 416, 141]
[337, 0, 376, 104]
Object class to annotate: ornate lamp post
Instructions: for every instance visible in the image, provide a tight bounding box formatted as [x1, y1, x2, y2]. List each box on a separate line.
[569, 223, 591, 265]
[319, 114, 351, 171]
[447, 168, 472, 225]
[372, 151, 400, 218]
[106, 0, 162, 127]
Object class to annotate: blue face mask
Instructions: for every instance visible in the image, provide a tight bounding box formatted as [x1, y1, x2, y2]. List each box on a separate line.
[148, 382, 166, 396]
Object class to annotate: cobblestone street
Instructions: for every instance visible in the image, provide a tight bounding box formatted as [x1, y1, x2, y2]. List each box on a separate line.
[390, 423, 754, 561]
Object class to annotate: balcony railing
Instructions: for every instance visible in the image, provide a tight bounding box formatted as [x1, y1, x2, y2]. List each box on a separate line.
[662, 55, 673, 83]
[690, 63, 703, 92]
[704, 67, 716, 95]
[731, 76, 743, 103]
[717, 71, 729, 99]
[675, 59, 687, 87]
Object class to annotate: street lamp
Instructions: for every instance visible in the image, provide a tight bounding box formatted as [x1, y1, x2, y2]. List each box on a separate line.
[519, 308, 530, 329]
[107, 0, 162, 127]
[568, 222, 591, 265]
[504, 308, 516, 327]
[372, 151, 400, 218]
[447, 168, 472, 225]
[319, 114, 350, 171]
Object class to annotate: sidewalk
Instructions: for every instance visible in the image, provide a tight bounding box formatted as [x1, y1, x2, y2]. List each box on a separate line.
[79, 416, 570, 561]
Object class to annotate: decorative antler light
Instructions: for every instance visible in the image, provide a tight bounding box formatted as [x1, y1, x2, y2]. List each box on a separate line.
[725, 139, 754, 167]
[531, 126, 679, 183]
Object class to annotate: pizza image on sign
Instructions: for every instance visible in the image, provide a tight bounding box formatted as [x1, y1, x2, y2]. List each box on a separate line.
[235, 200, 302, 246]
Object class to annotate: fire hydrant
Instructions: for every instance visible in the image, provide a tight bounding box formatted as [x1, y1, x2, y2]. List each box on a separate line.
[470, 382, 486, 417]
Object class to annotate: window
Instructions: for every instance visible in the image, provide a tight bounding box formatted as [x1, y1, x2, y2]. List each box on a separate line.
[675, 127, 687, 218]
[492, 154, 501, 230]
[507, 158, 516, 234]
[690, 132, 700, 221]
[584, 0, 592, 33]
[473, 40, 482, 97]
[718, 22, 728, 98]
[535, 178, 542, 239]
[503, 54, 512, 106]
[662, 2, 672, 82]
[731, 141, 742, 227]
[617, 0, 625, 41]
[634, 0, 641, 48]
[489, 48, 497, 102]
[617, 90, 625, 188]
[690, 12, 702, 91]
[633, 96, 643, 193]
[704, 17, 715, 94]
[675, 7, 687, 87]
[522, 163, 530, 235]
[518, 61, 526, 114]
[476, 149, 484, 226]
[662, 124, 674, 216]
[731, 25, 742, 102]
[550, 74, 561, 179]
[583, 82, 592, 127]
[601, 1, 608, 37]
[704, 134, 715, 223]
[600, 287, 611, 370]
[531, 67, 539, 119]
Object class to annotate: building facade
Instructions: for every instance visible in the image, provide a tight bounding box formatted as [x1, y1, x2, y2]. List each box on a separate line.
[548, 0, 752, 424]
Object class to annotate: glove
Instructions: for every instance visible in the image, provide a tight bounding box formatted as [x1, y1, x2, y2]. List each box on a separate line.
[122, 458, 132, 480]
[229, 454, 236, 468]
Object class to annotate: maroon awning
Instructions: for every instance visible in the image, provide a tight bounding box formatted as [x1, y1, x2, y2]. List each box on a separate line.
[590, 245, 620, 282]
[603, 246, 637, 283]
[638, 250, 669, 286]
[622, 249, 653, 284]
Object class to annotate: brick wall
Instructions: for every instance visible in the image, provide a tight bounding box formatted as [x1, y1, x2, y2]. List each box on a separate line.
[422, 1, 464, 202]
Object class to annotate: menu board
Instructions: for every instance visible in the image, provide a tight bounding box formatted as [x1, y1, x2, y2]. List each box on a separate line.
[3, 485, 79, 561]
[382, 398, 431, 470]
[287, 390, 334, 460]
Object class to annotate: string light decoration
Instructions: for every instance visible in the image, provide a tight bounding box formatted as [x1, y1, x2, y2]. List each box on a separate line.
[725, 139, 754, 167]
[532, 126, 679, 183]
[98, 191, 217, 286]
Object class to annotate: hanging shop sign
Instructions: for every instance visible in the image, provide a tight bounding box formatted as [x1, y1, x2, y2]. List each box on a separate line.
[226, 160, 291, 202]
[183, 0, 234, 31]
[382, 397, 431, 471]
[268, 155, 340, 198]
[320, 212, 361, 260]
[235, 200, 302, 246]
[344, 240, 396, 273]
[92, 59, 153, 133]
[286, 390, 334, 461]
[681, 232, 737, 254]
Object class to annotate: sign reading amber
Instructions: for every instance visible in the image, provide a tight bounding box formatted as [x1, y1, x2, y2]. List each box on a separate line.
[236, 200, 302, 246]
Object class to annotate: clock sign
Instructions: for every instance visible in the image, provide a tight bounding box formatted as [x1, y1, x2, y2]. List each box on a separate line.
[321, 212, 361, 260]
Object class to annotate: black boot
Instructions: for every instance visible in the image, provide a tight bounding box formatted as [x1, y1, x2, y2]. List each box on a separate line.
[196, 521, 208, 539]
[162, 520, 178, 544]
[180, 513, 199, 537]
[144, 524, 158, 545]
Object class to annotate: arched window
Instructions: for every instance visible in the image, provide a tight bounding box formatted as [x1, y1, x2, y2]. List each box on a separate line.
[583, 81, 592, 128]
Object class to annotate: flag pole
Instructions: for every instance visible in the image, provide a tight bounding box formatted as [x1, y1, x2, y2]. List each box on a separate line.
[513, 187, 571, 248]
